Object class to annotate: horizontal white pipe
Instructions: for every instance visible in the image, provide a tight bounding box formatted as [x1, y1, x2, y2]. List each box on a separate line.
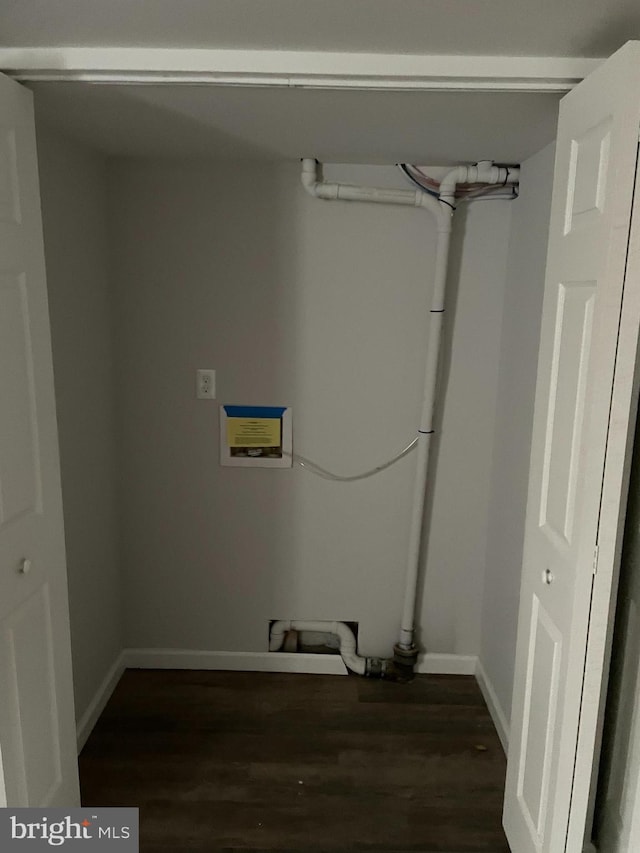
[301, 160, 420, 205]
[301, 159, 450, 229]
[269, 619, 366, 675]
[439, 160, 521, 206]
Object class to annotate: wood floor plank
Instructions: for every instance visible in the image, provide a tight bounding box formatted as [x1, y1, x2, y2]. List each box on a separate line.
[79, 670, 510, 852]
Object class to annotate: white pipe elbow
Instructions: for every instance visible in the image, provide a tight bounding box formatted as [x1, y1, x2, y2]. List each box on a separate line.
[419, 193, 453, 232]
[439, 165, 468, 206]
[301, 159, 339, 199]
[300, 158, 320, 196]
[269, 620, 291, 651]
[339, 651, 366, 675]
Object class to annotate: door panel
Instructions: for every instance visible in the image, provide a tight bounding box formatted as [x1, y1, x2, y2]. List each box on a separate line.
[0, 273, 42, 526]
[4, 585, 62, 806]
[504, 41, 640, 853]
[0, 128, 21, 225]
[564, 118, 612, 234]
[0, 73, 79, 806]
[517, 595, 563, 840]
[539, 280, 595, 544]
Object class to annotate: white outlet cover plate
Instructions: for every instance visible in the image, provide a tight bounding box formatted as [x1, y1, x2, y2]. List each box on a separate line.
[197, 368, 216, 399]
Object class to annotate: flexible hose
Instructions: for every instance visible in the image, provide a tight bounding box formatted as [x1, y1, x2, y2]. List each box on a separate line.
[284, 437, 418, 482]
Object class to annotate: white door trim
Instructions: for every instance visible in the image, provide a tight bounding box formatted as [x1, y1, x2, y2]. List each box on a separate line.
[0, 47, 601, 92]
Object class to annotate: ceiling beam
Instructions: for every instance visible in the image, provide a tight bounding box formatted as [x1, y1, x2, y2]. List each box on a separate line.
[0, 48, 602, 92]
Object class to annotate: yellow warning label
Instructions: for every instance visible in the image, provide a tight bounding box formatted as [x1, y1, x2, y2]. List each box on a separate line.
[227, 417, 281, 448]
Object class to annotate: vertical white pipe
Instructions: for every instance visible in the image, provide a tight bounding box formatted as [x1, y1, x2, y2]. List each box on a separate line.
[399, 221, 452, 648]
[299, 160, 457, 656]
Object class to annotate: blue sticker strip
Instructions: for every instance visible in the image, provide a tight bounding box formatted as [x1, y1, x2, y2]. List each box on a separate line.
[223, 405, 287, 419]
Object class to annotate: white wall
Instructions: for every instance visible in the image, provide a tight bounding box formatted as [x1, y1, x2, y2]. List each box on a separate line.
[478, 142, 556, 731]
[110, 160, 513, 660]
[417, 193, 512, 655]
[36, 123, 123, 722]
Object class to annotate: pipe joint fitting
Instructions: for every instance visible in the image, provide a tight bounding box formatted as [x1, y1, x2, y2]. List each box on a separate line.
[365, 657, 390, 678]
[391, 642, 419, 683]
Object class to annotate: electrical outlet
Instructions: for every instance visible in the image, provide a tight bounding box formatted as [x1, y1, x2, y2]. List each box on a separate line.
[196, 369, 216, 399]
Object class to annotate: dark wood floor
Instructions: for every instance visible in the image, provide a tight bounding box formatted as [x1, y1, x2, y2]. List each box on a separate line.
[79, 670, 510, 853]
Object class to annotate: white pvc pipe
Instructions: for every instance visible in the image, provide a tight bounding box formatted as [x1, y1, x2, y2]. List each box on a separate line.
[301, 158, 447, 222]
[439, 160, 520, 207]
[299, 159, 514, 656]
[398, 223, 451, 648]
[301, 160, 452, 655]
[270, 619, 366, 675]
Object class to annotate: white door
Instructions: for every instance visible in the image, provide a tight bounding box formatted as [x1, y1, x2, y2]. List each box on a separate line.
[0, 73, 79, 806]
[504, 41, 640, 853]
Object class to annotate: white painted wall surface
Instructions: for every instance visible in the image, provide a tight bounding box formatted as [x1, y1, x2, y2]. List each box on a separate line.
[478, 142, 556, 731]
[111, 160, 512, 660]
[36, 123, 123, 723]
[416, 193, 512, 656]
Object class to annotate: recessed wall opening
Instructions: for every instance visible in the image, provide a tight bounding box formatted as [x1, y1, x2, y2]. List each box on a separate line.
[268, 620, 360, 655]
[30, 83, 556, 849]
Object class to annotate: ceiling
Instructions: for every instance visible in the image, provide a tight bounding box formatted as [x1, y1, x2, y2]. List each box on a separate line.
[30, 82, 561, 164]
[2, 0, 640, 58]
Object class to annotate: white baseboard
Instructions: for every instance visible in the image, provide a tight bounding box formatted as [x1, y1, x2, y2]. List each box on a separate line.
[125, 648, 478, 677]
[75, 651, 126, 753]
[415, 653, 478, 675]
[123, 648, 349, 675]
[475, 657, 510, 753]
[74, 649, 486, 749]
